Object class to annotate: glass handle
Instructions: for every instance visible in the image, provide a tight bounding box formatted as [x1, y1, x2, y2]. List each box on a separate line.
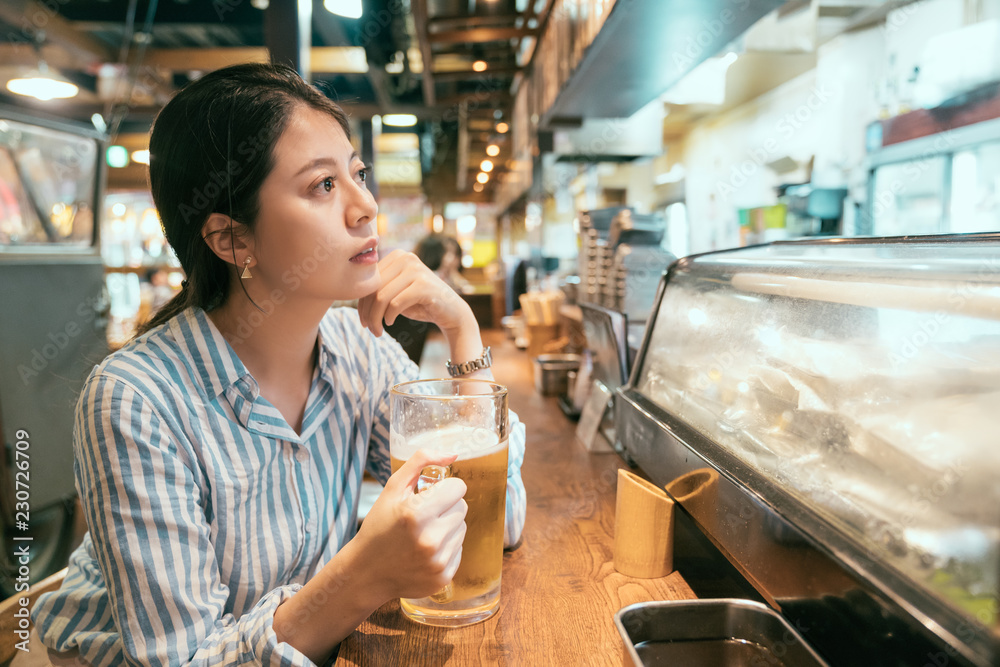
[416, 464, 452, 494]
[414, 463, 455, 603]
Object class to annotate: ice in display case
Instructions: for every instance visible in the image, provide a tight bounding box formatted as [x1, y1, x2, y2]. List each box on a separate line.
[617, 233, 1000, 667]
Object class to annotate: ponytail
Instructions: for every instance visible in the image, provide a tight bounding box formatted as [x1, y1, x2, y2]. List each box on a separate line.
[135, 281, 193, 337]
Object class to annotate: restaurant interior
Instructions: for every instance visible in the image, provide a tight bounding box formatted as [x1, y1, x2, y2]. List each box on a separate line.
[1, 0, 999, 665]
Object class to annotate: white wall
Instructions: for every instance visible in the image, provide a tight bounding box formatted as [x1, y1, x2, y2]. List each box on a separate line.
[677, 0, 980, 253]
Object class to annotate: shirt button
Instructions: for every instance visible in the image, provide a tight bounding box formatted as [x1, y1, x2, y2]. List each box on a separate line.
[295, 450, 309, 463]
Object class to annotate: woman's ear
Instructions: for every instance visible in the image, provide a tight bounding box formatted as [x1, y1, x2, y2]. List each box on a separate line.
[201, 213, 253, 265]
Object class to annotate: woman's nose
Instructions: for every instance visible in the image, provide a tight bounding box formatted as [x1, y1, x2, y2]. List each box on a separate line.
[346, 179, 378, 228]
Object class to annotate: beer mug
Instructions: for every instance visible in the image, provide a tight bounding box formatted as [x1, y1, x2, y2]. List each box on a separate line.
[389, 379, 509, 627]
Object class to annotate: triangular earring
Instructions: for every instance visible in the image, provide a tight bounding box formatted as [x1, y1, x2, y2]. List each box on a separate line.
[241, 257, 253, 279]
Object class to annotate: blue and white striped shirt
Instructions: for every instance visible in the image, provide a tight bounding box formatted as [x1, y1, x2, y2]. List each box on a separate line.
[31, 306, 526, 666]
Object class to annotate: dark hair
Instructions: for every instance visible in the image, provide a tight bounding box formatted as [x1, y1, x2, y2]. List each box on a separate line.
[444, 236, 463, 273]
[413, 234, 447, 271]
[136, 62, 351, 335]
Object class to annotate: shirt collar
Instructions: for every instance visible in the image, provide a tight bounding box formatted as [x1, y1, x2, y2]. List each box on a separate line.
[315, 309, 343, 387]
[168, 306, 345, 443]
[169, 306, 248, 400]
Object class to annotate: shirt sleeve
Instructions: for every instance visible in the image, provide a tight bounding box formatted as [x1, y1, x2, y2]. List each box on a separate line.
[503, 409, 527, 549]
[45, 373, 317, 667]
[364, 332, 527, 548]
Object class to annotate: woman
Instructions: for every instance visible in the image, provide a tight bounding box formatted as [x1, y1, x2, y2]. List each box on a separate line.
[29, 63, 526, 666]
[413, 234, 469, 293]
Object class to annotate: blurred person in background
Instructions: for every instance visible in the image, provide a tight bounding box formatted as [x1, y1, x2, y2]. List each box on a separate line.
[414, 234, 470, 293]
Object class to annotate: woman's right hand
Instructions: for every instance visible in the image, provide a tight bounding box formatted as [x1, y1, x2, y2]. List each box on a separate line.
[354, 450, 468, 602]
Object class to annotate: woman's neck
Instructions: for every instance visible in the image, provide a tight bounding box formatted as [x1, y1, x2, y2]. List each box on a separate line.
[207, 291, 327, 390]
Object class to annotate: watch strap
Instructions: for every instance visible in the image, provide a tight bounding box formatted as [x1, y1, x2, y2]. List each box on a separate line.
[446, 346, 492, 377]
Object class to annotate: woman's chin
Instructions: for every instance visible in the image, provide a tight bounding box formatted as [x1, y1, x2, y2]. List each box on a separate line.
[340, 272, 381, 301]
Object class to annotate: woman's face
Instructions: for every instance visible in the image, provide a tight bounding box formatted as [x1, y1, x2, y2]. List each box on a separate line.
[249, 104, 379, 304]
[440, 247, 459, 273]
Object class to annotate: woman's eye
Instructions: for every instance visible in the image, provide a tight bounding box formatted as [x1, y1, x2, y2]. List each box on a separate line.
[358, 167, 370, 184]
[317, 177, 334, 193]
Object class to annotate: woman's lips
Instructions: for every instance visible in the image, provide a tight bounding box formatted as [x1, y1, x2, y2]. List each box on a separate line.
[350, 247, 379, 264]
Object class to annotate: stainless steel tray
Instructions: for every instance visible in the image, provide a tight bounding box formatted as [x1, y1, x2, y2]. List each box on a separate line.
[614, 599, 830, 667]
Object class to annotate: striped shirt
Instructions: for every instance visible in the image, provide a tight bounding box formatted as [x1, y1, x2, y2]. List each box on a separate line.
[31, 306, 527, 666]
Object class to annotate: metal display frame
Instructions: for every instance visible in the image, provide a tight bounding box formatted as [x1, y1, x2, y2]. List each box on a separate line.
[617, 233, 1000, 667]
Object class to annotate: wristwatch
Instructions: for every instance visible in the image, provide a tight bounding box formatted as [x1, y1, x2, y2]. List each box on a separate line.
[446, 346, 492, 377]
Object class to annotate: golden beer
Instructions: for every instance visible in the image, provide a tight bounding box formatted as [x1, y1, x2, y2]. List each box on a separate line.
[390, 424, 509, 626]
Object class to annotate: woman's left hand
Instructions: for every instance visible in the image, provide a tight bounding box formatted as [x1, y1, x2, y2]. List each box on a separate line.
[358, 250, 474, 337]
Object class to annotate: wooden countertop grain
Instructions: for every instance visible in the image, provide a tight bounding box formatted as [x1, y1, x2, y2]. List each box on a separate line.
[334, 331, 695, 667]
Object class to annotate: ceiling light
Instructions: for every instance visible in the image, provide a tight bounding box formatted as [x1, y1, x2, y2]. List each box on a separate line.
[476, 172, 489, 184]
[472, 60, 488, 72]
[382, 113, 418, 127]
[496, 122, 509, 134]
[131, 149, 150, 165]
[480, 159, 493, 172]
[7, 63, 78, 101]
[486, 144, 500, 157]
[91, 113, 107, 134]
[324, 0, 363, 19]
[106, 146, 129, 168]
[473, 182, 484, 193]
[456, 215, 476, 235]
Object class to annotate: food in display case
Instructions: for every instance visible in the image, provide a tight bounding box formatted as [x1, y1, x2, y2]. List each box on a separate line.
[621, 234, 1000, 666]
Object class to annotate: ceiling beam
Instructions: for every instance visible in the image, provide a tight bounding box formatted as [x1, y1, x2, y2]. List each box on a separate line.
[0, 1, 175, 118]
[34, 101, 441, 124]
[437, 90, 509, 108]
[429, 27, 536, 44]
[411, 0, 437, 107]
[141, 47, 369, 74]
[428, 14, 521, 31]
[313, 15, 391, 113]
[0, 0, 115, 66]
[431, 66, 521, 82]
[513, 0, 542, 66]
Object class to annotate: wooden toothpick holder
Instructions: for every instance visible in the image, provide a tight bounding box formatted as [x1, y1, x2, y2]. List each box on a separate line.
[613, 469, 675, 578]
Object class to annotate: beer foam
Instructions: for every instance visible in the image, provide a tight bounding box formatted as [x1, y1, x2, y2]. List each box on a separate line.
[390, 424, 505, 461]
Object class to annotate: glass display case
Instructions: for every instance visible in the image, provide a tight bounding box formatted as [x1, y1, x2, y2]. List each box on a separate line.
[0, 117, 97, 248]
[617, 234, 1000, 667]
[0, 107, 108, 594]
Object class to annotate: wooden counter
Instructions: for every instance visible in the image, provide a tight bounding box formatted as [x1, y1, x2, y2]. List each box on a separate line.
[335, 331, 695, 666]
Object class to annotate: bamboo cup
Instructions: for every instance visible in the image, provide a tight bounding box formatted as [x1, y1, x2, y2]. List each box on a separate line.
[665, 468, 719, 532]
[613, 469, 675, 578]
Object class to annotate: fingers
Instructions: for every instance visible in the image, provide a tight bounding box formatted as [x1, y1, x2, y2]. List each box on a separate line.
[385, 449, 459, 498]
[433, 488, 468, 525]
[412, 477, 467, 519]
[381, 283, 429, 328]
[356, 250, 402, 331]
[364, 274, 412, 336]
[358, 251, 435, 335]
[439, 524, 466, 581]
